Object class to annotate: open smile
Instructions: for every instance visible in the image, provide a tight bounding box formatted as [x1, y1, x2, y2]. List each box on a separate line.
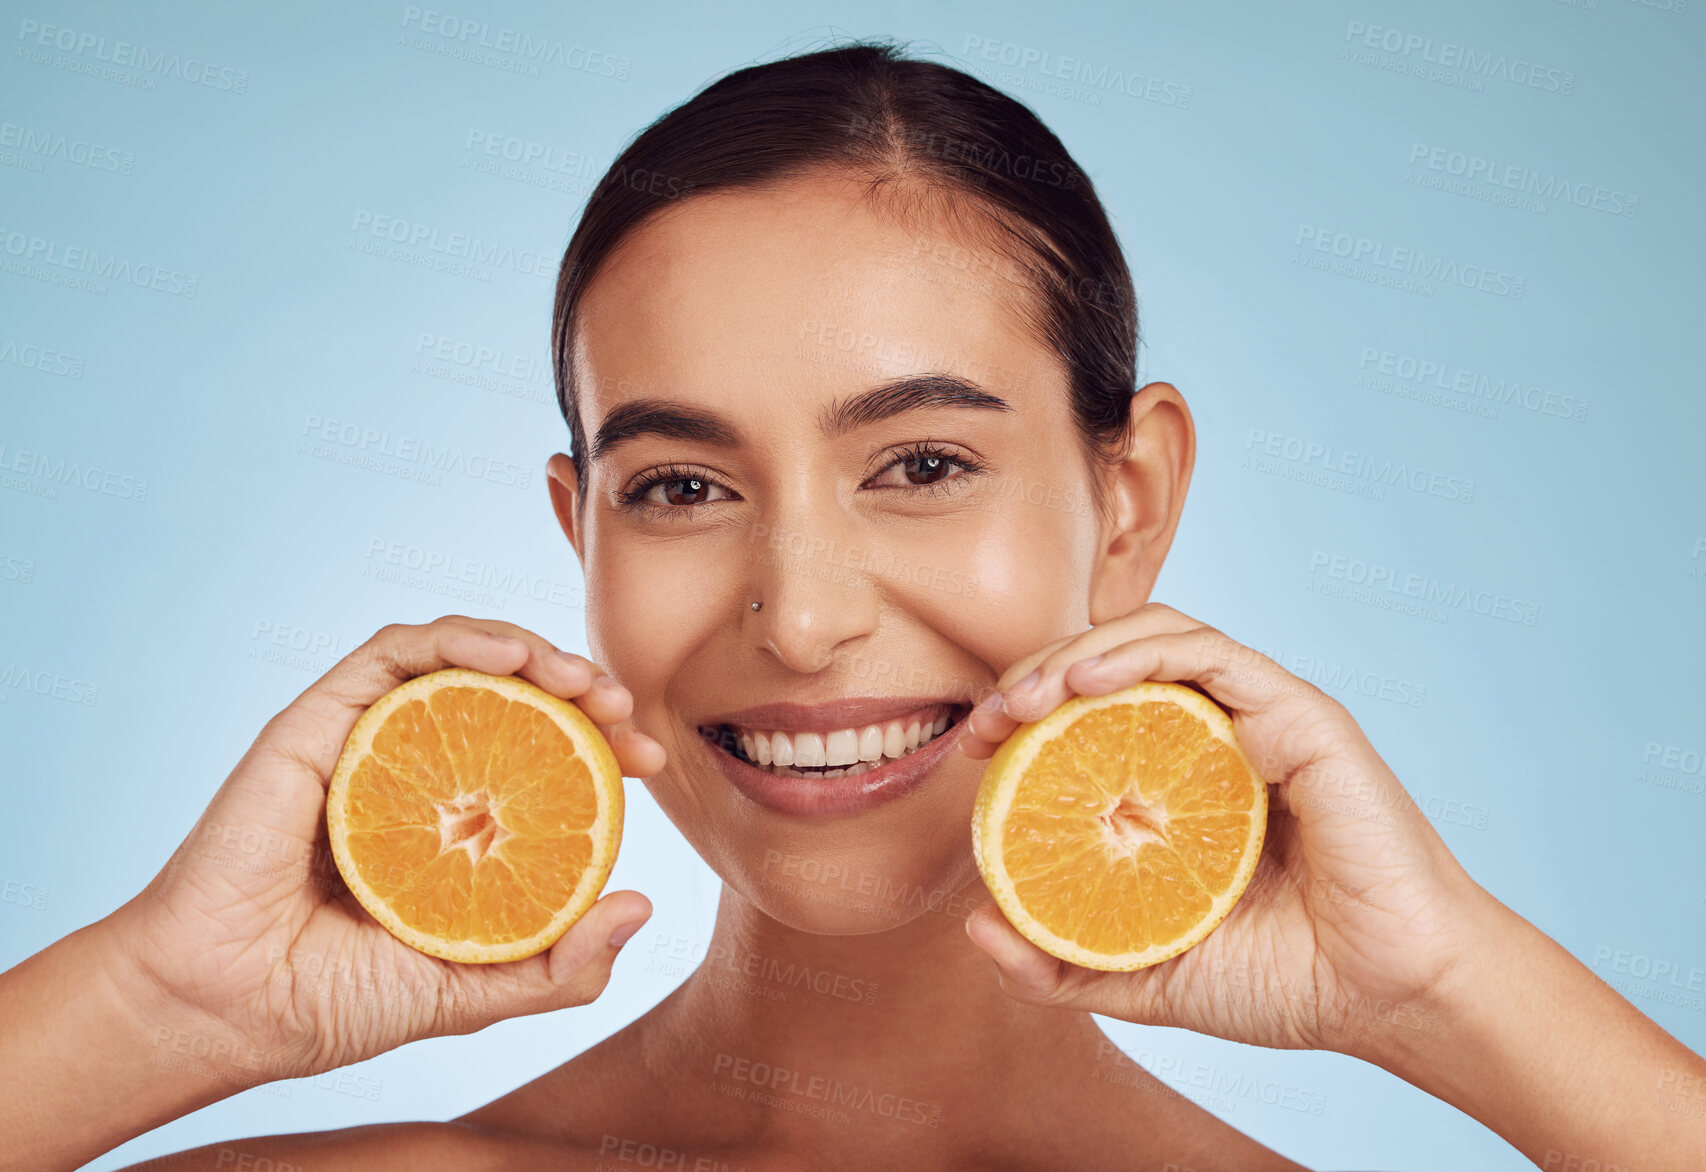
[695, 699, 975, 817]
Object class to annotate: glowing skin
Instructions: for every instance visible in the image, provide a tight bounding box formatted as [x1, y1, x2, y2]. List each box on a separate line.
[551, 172, 1183, 937]
[464, 172, 1288, 1169]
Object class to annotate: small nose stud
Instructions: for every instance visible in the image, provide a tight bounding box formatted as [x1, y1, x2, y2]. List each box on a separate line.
[750, 600, 763, 612]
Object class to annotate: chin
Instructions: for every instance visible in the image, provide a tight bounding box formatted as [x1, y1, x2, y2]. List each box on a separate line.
[644, 728, 989, 936]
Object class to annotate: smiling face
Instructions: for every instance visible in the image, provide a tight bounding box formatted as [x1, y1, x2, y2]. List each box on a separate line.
[552, 170, 1131, 933]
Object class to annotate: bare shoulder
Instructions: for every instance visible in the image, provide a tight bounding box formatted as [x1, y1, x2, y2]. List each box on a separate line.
[115, 1120, 611, 1171]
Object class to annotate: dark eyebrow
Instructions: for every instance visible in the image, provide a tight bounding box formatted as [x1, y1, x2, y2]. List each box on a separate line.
[588, 373, 1012, 460]
[819, 373, 1013, 438]
[588, 399, 741, 460]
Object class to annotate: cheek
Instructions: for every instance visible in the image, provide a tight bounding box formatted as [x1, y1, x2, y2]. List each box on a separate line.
[581, 528, 731, 696]
[861, 497, 1095, 684]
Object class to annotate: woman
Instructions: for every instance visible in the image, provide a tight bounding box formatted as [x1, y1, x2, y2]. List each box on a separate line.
[4, 42, 1701, 1172]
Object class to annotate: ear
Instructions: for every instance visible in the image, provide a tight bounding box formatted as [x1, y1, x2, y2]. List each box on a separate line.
[545, 453, 587, 565]
[1086, 382, 1196, 626]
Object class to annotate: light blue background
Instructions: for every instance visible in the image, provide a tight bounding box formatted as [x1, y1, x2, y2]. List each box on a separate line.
[3, 2, 1703, 1169]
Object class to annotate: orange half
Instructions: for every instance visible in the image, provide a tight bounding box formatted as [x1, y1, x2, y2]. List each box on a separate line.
[973, 681, 1267, 971]
[326, 668, 624, 963]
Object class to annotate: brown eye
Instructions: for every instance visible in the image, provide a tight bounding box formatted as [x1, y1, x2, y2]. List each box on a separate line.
[660, 477, 711, 505]
[902, 454, 952, 485]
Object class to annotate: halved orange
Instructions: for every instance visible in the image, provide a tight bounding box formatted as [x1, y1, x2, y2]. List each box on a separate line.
[973, 681, 1267, 971]
[326, 668, 624, 963]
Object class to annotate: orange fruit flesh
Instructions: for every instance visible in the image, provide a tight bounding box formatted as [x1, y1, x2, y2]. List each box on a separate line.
[975, 682, 1266, 971]
[328, 670, 622, 963]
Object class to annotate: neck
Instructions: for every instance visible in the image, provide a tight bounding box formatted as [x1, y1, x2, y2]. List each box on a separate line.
[636, 877, 1113, 1153]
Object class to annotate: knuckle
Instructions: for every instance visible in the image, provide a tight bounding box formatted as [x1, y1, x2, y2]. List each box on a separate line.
[561, 961, 615, 1005]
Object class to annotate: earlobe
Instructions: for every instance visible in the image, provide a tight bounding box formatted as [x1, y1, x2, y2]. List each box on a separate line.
[546, 453, 586, 563]
[1086, 382, 1196, 624]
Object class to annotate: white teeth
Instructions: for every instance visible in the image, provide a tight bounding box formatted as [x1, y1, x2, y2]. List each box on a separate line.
[717, 705, 959, 776]
[824, 728, 859, 767]
[883, 720, 905, 759]
[793, 731, 826, 768]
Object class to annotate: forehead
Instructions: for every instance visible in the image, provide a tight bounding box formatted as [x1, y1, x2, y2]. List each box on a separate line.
[569, 172, 1063, 417]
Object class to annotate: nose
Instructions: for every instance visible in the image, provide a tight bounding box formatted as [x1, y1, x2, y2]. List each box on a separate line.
[743, 510, 881, 674]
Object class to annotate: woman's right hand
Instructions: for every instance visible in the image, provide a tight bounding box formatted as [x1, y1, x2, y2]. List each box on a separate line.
[101, 615, 664, 1085]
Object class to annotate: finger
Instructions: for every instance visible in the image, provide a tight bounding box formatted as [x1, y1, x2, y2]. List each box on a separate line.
[960, 690, 1018, 760]
[964, 903, 1076, 1005]
[962, 603, 1208, 752]
[1066, 627, 1314, 720]
[431, 891, 652, 1034]
[545, 889, 652, 1000]
[424, 617, 633, 726]
[999, 605, 1208, 724]
[278, 619, 531, 775]
[598, 721, 668, 778]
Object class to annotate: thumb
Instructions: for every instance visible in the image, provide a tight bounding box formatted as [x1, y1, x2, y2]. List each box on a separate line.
[964, 903, 1078, 1006]
[439, 890, 653, 1029]
[544, 890, 653, 1000]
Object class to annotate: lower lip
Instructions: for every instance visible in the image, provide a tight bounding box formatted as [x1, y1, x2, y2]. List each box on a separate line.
[700, 714, 970, 818]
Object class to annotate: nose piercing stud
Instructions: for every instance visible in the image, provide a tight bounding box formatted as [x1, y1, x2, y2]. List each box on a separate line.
[751, 600, 763, 612]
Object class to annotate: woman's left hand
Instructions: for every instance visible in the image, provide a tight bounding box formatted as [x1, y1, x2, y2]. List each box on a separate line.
[959, 602, 1494, 1060]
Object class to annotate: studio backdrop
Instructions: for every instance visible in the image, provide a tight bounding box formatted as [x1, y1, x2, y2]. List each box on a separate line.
[2, 2, 1702, 1169]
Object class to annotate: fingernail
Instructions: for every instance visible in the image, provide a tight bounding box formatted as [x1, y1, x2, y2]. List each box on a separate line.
[976, 689, 1005, 711]
[1010, 669, 1041, 694]
[608, 920, 643, 950]
[1076, 654, 1105, 670]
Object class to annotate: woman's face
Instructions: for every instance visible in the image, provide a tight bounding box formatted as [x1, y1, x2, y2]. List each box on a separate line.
[554, 172, 1129, 934]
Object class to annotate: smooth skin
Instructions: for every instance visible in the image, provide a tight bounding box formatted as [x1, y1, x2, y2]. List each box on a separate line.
[2, 170, 1702, 1171]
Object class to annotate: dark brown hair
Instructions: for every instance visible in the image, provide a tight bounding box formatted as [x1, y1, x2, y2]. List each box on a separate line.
[551, 39, 1138, 519]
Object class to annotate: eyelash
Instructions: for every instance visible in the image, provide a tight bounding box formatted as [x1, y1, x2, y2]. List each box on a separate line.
[615, 443, 988, 520]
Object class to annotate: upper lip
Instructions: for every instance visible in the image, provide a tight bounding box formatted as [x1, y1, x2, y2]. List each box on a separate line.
[697, 696, 970, 734]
